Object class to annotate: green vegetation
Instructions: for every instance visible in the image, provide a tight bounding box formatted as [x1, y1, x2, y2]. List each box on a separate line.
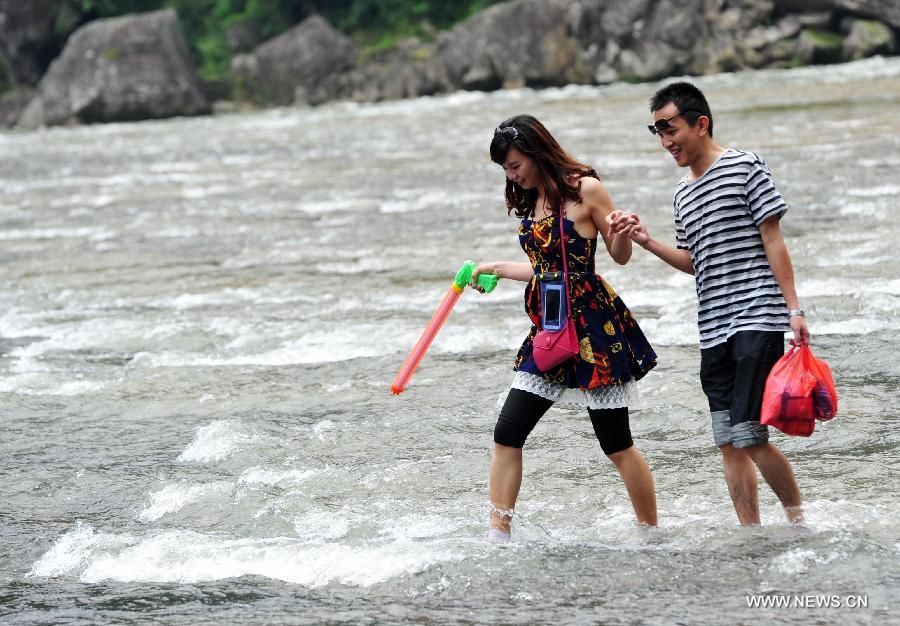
[804, 28, 844, 47]
[67, 0, 503, 79]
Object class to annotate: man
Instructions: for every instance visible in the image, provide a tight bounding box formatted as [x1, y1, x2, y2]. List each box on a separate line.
[611, 82, 808, 524]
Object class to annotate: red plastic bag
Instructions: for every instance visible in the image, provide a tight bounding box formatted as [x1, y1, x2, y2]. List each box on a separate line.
[761, 344, 838, 437]
[801, 345, 838, 421]
[761, 346, 817, 436]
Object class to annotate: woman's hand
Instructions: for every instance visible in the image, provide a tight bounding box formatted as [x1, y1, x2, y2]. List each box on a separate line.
[607, 211, 649, 245]
[470, 262, 498, 293]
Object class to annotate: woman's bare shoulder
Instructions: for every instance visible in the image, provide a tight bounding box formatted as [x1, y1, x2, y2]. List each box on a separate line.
[576, 176, 609, 203]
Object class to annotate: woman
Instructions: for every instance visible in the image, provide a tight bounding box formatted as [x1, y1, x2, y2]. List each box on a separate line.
[472, 114, 658, 540]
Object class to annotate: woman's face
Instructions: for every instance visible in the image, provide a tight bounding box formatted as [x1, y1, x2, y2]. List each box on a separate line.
[501, 147, 540, 190]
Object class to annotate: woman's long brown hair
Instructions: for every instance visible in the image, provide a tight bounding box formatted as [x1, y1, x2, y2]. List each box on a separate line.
[490, 114, 599, 219]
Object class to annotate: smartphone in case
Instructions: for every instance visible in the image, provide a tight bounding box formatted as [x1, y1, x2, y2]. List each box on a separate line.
[540, 280, 566, 331]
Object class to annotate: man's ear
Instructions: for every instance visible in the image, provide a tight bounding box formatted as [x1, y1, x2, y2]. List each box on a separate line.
[696, 115, 711, 136]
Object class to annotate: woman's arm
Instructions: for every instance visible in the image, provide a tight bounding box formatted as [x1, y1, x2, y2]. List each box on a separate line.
[583, 178, 632, 265]
[471, 261, 533, 285]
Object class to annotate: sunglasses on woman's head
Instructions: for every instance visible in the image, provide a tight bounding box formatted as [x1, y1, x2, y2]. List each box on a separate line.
[647, 110, 704, 135]
[494, 126, 520, 142]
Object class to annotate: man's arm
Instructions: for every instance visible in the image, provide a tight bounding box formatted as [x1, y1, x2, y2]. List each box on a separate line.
[608, 212, 694, 275]
[759, 216, 809, 344]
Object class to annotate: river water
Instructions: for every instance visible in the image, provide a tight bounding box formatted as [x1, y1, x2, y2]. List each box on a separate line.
[1, 57, 899, 625]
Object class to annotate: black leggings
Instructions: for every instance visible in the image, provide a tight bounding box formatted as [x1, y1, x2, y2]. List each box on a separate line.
[494, 388, 634, 455]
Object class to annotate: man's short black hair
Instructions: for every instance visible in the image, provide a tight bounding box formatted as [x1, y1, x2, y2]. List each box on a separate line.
[650, 82, 714, 137]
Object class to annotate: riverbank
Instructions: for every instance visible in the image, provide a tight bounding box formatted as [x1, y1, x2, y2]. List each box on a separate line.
[1, 0, 898, 128]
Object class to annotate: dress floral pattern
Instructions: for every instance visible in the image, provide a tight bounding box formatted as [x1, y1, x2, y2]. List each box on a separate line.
[514, 213, 657, 390]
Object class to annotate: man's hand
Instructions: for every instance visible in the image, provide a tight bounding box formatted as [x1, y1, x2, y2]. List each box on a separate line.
[606, 210, 649, 245]
[789, 315, 810, 346]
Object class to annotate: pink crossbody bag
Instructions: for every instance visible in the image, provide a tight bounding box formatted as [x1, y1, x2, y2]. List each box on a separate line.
[532, 205, 579, 371]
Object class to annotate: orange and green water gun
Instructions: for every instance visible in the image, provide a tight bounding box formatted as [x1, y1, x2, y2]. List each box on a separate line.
[391, 260, 498, 394]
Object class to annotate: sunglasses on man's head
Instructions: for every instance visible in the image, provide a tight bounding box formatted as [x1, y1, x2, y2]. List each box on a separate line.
[494, 126, 521, 142]
[647, 109, 704, 135]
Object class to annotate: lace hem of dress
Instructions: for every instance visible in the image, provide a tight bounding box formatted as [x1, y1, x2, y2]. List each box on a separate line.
[510, 371, 638, 409]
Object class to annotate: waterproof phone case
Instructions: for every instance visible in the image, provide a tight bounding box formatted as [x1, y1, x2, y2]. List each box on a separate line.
[540, 280, 566, 331]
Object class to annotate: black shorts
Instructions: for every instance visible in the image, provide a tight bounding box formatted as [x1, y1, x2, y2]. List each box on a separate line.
[700, 330, 784, 448]
[494, 388, 634, 455]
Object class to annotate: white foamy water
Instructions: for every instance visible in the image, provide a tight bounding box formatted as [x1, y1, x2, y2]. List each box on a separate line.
[29, 523, 462, 587]
[177, 420, 260, 463]
[3, 58, 899, 625]
[139, 482, 232, 522]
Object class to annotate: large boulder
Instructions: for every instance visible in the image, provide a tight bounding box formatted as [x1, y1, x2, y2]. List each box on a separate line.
[351, 38, 450, 102]
[614, 0, 708, 79]
[836, 0, 900, 29]
[231, 14, 356, 106]
[569, 0, 719, 82]
[690, 0, 809, 73]
[436, 0, 587, 90]
[842, 18, 896, 59]
[774, 0, 900, 29]
[18, 9, 209, 128]
[797, 27, 845, 63]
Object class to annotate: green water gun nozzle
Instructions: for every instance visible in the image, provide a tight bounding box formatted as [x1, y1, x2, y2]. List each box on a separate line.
[453, 260, 498, 293]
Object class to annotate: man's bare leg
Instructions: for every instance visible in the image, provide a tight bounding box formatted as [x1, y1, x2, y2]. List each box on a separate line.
[720, 443, 760, 525]
[744, 442, 804, 523]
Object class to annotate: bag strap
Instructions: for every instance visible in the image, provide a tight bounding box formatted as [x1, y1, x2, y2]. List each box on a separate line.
[558, 203, 572, 320]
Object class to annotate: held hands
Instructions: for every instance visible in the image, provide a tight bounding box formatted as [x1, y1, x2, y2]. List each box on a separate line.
[606, 210, 649, 245]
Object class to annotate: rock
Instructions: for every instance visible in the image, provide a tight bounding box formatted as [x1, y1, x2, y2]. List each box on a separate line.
[567, 0, 609, 45]
[795, 11, 834, 28]
[352, 38, 449, 102]
[641, 0, 709, 51]
[232, 14, 356, 106]
[199, 77, 232, 103]
[19, 9, 209, 128]
[798, 27, 845, 63]
[732, 0, 777, 31]
[212, 99, 240, 114]
[761, 38, 803, 66]
[773, 0, 834, 12]
[776, 15, 804, 39]
[599, 0, 653, 41]
[17, 95, 44, 129]
[436, 0, 586, 90]
[593, 63, 619, 84]
[775, 0, 900, 29]
[617, 44, 680, 80]
[835, 0, 900, 29]
[613, 0, 706, 80]
[842, 18, 896, 60]
[0, 87, 35, 127]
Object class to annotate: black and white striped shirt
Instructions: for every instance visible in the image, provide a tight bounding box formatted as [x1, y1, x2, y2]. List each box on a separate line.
[673, 148, 790, 349]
